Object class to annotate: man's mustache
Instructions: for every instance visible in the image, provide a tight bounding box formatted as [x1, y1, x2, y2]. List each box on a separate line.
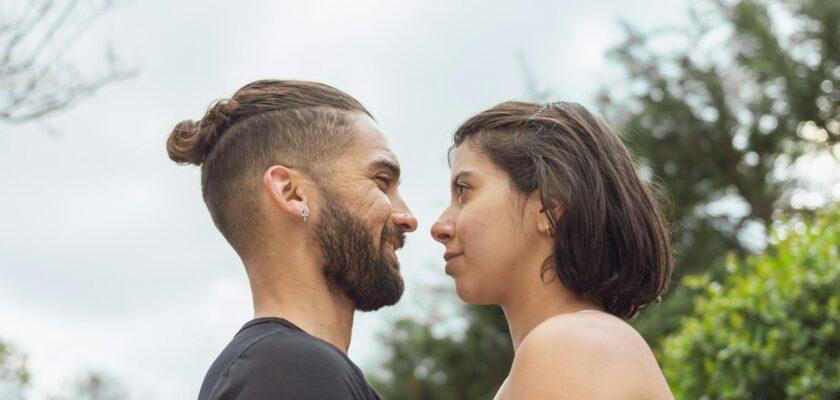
[382, 224, 406, 250]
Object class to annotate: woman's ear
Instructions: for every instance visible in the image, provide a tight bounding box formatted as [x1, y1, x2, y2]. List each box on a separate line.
[531, 193, 560, 237]
[263, 165, 310, 221]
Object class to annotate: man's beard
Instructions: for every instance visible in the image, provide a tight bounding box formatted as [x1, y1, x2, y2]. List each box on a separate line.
[313, 188, 405, 312]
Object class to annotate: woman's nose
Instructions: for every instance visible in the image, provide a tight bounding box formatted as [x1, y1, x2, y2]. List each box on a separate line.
[431, 217, 454, 244]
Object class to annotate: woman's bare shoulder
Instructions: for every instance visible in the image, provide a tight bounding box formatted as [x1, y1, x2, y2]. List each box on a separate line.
[504, 312, 673, 400]
[528, 311, 649, 353]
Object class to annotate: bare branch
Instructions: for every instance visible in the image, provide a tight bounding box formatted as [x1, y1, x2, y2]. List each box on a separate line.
[2, 0, 54, 63]
[2, 68, 136, 123]
[21, 0, 80, 68]
[0, 0, 135, 125]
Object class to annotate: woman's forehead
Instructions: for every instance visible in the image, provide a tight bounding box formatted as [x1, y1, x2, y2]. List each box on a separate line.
[451, 145, 490, 172]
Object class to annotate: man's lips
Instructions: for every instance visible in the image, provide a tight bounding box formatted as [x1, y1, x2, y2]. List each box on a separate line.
[381, 225, 406, 251]
[444, 252, 462, 262]
[383, 237, 403, 251]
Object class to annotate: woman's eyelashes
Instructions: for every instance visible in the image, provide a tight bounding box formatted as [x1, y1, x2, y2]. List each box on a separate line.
[454, 182, 470, 204]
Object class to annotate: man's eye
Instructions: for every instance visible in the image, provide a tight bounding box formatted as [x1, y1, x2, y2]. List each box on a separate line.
[375, 176, 392, 189]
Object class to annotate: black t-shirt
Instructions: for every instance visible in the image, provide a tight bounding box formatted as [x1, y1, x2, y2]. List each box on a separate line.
[197, 317, 382, 400]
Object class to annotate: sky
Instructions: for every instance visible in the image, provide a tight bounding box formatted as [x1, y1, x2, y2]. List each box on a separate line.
[0, 1, 703, 398]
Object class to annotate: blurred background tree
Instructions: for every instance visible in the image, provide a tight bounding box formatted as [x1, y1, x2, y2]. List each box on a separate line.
[663, 204, 840, 398]
[0, 0, 134, 124]
[373, 0, 840, 398]
[49, 372, 127, 400]
[0, 339, 127, 400]
[373, 306, 512, 400]
[601, 0, 840, 343]
[0, 340, 30, 400]
[0, 1, 133, 398]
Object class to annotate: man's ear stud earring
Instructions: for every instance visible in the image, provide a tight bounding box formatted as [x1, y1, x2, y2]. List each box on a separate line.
[301, 207, 309, 222]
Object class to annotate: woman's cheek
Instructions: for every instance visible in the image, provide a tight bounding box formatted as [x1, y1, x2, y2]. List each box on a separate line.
[458, 212, 490, 257]
[456, 212, 495, 298]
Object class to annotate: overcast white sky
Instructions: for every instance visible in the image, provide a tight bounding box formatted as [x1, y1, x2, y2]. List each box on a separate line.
[0, 1, 706, 398]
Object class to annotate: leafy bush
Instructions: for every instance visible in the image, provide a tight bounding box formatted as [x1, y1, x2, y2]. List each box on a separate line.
[662, 205, 840, 399]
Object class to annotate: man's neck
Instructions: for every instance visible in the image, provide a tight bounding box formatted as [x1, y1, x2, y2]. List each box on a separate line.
[247, 257, 356, 353]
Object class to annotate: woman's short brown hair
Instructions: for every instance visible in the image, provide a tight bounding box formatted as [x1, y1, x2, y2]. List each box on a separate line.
[453, 101, 673, 319]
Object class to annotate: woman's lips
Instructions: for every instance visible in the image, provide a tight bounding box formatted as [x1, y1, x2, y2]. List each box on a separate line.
[444, 253, 462, 276]
[444, 252, 462, 262]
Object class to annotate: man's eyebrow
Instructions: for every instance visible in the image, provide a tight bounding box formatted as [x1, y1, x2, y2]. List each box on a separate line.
[369, 157, 401, 180]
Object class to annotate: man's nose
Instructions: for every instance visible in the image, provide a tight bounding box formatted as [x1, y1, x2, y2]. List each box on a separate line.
[392, 211, 418, 233]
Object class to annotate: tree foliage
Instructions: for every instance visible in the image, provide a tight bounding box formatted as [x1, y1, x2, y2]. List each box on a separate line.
[663, 204, 840, 399]
[1, 338, 126, 400]
[372, 306, 512, 400]
[0, 339, 30, 400]
[49, 372, 127, 400]
[601, 0, 840, 344]
[373, 1, 840, 398]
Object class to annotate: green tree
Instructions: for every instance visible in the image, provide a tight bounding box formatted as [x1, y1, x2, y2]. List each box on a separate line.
[372, 306, 512, 400]
[49, 372, 127, 400]
[601, 0, 840, 342]
[0, 339, 30, 400]
[663, 204, 840, 399]
[0, 338, 127, 400]
[373, 0, 840, 398]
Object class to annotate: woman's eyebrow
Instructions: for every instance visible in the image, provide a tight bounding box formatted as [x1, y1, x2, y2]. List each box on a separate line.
[451, 170, 475, 187]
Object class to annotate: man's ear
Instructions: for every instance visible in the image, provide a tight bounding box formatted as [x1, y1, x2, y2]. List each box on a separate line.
[263, 165, 310, 221]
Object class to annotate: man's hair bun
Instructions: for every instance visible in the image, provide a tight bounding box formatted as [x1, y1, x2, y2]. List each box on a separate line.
[166, 99, 239, 166]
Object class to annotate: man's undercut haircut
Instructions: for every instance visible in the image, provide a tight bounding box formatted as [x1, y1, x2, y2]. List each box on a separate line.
[452, 101, 674, 319]
[166, 80, 372, 257]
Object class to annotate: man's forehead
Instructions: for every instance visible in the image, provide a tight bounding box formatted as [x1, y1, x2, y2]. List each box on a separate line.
[345, 114, 400, 170]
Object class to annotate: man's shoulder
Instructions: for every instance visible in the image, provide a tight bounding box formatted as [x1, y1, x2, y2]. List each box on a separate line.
[200, 319, 378, 400]
[243, 324, 351, 370]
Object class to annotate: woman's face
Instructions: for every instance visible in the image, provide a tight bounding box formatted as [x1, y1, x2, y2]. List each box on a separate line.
[431, 143, 550, 304]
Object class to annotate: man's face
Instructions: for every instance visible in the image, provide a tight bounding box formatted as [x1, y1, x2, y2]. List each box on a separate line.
[312, 114, 417, 311]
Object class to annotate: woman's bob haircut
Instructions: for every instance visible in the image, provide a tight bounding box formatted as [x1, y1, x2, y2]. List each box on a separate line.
[452, 101, 674, 319]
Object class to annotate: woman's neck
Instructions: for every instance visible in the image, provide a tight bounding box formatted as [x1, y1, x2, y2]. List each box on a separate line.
[500, 275, 602, 352]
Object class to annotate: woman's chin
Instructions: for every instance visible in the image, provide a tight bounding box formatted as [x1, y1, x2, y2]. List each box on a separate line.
[454, 279, 485, 304]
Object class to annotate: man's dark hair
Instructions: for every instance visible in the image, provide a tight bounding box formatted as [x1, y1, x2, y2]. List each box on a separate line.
[166, 80, 371, 257]
[452, 101, 674, 319]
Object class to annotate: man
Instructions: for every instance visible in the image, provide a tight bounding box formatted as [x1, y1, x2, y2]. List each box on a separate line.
[166, 80, 417, 399]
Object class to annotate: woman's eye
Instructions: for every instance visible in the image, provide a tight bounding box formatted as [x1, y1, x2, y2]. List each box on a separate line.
[455, 183, 469, 197]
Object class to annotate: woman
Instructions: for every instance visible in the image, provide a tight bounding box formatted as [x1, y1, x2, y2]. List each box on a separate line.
[431, 101, 675, 399]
